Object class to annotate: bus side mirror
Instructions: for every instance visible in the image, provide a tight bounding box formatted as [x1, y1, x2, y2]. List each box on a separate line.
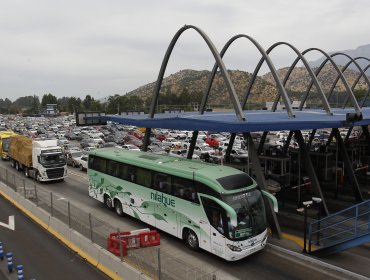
[261, 190, 278, 213]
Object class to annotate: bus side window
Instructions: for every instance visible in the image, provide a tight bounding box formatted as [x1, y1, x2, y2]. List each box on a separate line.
[172, 177, 199, 204]
[153, 173, 171, 194]
[118, 163, 127, 180]
[136, 168, 151, 188]
[128, 167, 136, 183]
[95, 157, 107, 173]
[107, 160, 118, 177]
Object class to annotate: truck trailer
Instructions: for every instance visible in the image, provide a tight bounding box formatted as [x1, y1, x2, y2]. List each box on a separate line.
[8, 135, 67, 182]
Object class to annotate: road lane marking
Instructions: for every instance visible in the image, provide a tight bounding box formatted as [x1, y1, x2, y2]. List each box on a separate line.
[0, 215, 15, 230]
[68, 171, 88, 181]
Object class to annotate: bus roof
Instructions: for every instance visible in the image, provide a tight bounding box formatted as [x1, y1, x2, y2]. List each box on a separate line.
[89, 148, 252, 193]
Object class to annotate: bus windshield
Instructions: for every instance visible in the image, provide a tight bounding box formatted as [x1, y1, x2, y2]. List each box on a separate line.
[222, 189, 266, 240]
[2, 138, 10, 152]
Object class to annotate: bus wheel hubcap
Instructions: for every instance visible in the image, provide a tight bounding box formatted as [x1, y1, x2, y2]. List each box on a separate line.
[188, 232, 197, 247]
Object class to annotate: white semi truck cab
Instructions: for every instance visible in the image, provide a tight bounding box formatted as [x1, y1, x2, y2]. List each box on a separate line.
[32, 140, 67, 181]
[9, 136, 67, 182]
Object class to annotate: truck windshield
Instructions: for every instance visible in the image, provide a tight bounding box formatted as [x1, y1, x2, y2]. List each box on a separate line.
[222, 189, 266, 240]
[40, 154, 66, 166]
[2, 138, 10, 152]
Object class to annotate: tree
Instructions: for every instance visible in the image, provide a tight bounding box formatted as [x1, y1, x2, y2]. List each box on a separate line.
[58, 97, 70, 113]
[83, 94, 94, 110]
[41, 93, 58, 107]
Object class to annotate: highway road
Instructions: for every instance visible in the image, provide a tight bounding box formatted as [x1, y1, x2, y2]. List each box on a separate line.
[0, 194, 110, 280]
[0, 160, 369, 280]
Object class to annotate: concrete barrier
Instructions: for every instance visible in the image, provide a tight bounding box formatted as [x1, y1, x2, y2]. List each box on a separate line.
[69, 229, 100, 267]
[98, 248, 151, 280]
[19, 197, 50, 229]
[48, 216, 71, 242]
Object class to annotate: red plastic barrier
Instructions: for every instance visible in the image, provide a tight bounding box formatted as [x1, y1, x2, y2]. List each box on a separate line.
[107, 229, 160, 256]
[107, 233, 128, 256]
[138, 230, 160, 247]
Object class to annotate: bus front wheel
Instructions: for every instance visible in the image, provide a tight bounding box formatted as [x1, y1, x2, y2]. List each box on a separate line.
[185, 229, 199, 251]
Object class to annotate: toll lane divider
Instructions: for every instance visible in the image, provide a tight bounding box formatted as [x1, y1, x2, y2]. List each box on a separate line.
[0, 182, 150, 280]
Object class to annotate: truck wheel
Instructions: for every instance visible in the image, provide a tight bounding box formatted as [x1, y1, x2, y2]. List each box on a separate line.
[24, 168, 29, 178]
[72, 161, 76, 168]
[15, 162, 20, 171]
[10, 159, 15, 168]
[36, 173, 42, 182]
[79, 164, 83, 171]
[184, 229, 199, 251]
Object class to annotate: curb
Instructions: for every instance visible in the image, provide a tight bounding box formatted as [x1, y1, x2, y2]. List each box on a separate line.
[266, 243, 369, 280]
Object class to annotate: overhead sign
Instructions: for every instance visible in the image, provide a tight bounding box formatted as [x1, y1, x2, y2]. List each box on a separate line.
[0, 215, 15, 231]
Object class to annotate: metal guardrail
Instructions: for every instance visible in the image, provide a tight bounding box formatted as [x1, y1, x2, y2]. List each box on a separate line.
[0, 166, 217, 280]
[307, 199, 370, 253]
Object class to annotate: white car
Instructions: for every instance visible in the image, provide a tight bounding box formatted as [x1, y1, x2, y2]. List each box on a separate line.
[121, 144, 140, 151]
[162, 137, 182, 147]
[76, 155, 88, 171]
[168, 149, 200, 160]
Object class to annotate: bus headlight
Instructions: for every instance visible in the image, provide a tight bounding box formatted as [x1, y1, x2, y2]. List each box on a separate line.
[227, 244, 242, 252]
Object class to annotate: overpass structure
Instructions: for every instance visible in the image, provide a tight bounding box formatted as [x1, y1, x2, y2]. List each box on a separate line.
[79, 25, 370, 238]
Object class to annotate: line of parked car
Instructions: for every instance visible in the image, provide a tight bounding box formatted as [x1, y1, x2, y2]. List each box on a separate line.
[1, 115, 363, 171]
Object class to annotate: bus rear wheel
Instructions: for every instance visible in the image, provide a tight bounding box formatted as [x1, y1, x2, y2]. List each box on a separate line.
[104, 195, 113, 210]
[185, 229, 199, 251]
[114, 201, 124, 217]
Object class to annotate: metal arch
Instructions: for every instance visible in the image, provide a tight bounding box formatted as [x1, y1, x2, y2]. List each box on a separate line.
[299, 48, 361, 114]
[327, 55, 370, 108]
[148, 25, 245, 122]
[266, 42, 332, 115]
[343, 58, 370, 108]
[199, 35, 295, 118]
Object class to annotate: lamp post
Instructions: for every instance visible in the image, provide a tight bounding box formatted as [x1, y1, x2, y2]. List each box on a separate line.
[299, 200, 313, 253]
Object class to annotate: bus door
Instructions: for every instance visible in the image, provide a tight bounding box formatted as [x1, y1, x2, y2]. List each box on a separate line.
[200, 195, 237, 259]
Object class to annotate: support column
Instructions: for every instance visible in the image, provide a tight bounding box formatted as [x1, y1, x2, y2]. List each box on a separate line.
[362, 125, 370, 154]
[142, 128, 152, 151]
[225, 133, 236, 163]
[257, 131, 269, 155]
[333, 128, 363, 202]
[306, 129, 317, 150]
[294, 130, 329, 215]
[282, 131, 294, 155]
[244, 133, 281, 238]
[187, 131, 199, 159]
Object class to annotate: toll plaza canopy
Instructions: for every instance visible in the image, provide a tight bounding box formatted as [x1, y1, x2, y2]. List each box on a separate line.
[92, 108, 370, 133]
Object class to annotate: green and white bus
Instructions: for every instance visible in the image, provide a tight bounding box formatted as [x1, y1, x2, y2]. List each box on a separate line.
[87, 148, 278, 261]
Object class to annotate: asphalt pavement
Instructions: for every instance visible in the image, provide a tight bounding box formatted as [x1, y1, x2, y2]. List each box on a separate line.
[0, 194, 110, 280]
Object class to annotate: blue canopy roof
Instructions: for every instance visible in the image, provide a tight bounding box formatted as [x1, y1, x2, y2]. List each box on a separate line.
[96, 108, 370, 133]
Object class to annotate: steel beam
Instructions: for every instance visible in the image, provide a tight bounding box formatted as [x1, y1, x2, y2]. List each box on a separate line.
[294, 130, 329, 215]
[333, 128, 363, 202]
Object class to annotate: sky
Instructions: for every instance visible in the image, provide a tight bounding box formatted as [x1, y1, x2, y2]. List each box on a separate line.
[1, 0, 369, 101]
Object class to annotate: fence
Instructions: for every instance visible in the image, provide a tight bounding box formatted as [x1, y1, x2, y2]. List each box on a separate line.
[0, 166, 217, 280]
[307, 199, 370, 253]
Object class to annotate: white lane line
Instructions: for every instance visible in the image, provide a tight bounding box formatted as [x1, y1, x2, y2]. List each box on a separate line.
[0, 215, 15, 231]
